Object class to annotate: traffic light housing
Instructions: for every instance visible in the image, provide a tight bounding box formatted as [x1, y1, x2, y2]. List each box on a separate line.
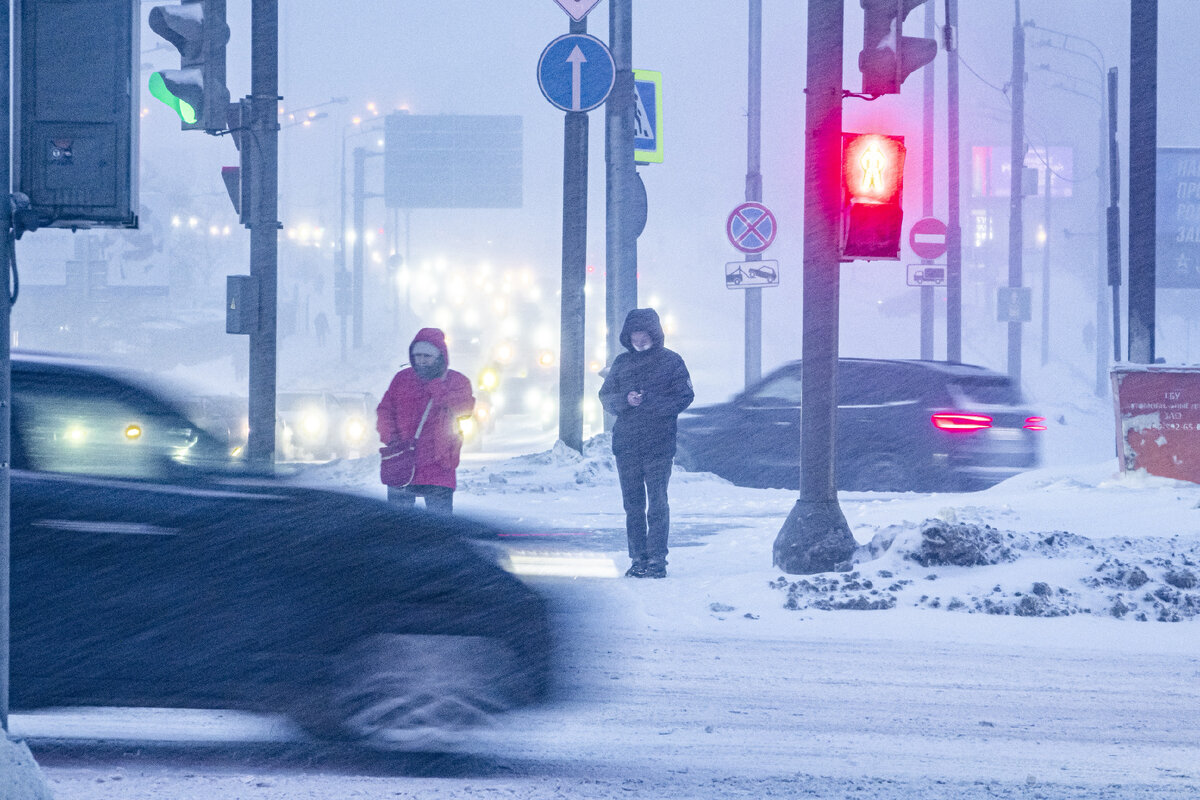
[148, 0, 229, 132]
[859, 0, 938, 95]
[840, 132, 906, 261]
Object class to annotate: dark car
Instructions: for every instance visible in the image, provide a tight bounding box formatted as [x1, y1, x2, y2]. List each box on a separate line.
[675, 358, 1043, 492]
[8, 353, 554, 747]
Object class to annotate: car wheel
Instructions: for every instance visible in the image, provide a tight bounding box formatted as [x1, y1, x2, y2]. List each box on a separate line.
[296, 634, 520, 748]
[844, 452, 915, 492]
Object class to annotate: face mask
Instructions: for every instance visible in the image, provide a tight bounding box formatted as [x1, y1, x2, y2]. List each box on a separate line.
[633, 341, 651, 352]
[414, 361, 441, 380]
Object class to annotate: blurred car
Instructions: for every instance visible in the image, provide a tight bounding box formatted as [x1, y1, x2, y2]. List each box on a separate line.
[185, 394, 250, 457]
[327, 390, 378, 458]
[276, 390, 337, 460]
[675, 358, 1043, 492]
[8, 352, 555, 746]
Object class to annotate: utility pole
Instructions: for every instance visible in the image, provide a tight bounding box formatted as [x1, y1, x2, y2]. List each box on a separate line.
[1041, 169, 1052, 365]
[772, 0, 855, 575]
[945, 0, 962, 362]
[744, 0, 763, 386]
[1107, 66, 1122, 364]
[246, 0, 278, 471]
[1, 0, 11, 732]
[605, 0, 637, 378]
[1006, 0, 1026, 385]
[559, 15, 588, 453]
[1128, 2, 1156, 364]
[920, 0, 935, 360]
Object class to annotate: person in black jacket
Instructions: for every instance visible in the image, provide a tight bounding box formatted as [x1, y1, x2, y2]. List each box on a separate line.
[599, 308, 694, 578]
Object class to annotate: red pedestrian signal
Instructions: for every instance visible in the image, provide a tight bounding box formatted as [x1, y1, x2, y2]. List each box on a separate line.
[840, 132, 906, 261]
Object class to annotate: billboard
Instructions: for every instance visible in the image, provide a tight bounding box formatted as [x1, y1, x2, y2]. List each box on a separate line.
[384, 114, 522, 209]
[971, 145, 1073, 199]
[1157, 148, 1200, 289]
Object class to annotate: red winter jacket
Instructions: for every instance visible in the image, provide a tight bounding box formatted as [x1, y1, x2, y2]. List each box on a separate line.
[376, 328, 475, 489]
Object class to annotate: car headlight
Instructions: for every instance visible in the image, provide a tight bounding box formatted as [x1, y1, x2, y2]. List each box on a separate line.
[459, 416, 477, 439]
[299, 409, 326, 438]
[343, 417, 366, 443]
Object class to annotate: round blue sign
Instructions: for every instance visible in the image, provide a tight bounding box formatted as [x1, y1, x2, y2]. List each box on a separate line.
[537, 34, 615, 112]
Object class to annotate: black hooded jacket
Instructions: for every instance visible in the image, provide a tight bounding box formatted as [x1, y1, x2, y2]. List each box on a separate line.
[599, 308, 694, 458]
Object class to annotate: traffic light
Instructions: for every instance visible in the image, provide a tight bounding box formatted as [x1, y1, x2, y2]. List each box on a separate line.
[840, 132, 906, 261]
[148, 0, 230, 132]
[859, 0, 938, 95]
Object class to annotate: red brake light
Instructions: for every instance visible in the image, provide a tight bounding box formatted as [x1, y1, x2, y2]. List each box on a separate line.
[1023, 416, 1047, 431]
[931, 413, 992, 432]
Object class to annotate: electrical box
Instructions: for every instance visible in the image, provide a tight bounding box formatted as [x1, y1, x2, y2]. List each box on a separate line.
[226, 275, 259, 335]
[14, 0, 139, 229]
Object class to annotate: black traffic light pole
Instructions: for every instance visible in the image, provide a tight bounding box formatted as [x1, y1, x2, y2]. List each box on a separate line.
[1127, 1, 1156, 364]
[772, 0, 856, 574]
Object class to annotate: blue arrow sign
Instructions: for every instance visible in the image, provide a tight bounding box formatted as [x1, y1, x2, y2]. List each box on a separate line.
[538, 34, 615, 112]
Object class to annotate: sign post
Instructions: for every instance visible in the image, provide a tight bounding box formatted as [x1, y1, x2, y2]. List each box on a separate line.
[541, 25, 612, 453]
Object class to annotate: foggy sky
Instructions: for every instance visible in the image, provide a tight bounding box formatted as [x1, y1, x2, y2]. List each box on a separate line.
[14, 1, 1200, 403]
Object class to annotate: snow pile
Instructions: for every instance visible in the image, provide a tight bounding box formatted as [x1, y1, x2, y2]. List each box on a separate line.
[459, 435, 619, 493]
[770, 515, 1200, 621]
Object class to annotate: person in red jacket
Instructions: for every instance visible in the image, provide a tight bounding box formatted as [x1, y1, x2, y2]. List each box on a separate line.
[376, 328, 475, 514]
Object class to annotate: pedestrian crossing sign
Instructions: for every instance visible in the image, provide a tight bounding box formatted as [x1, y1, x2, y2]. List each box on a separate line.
[633, 69, 663, 164]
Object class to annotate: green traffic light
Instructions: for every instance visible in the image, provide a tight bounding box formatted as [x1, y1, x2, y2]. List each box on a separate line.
[149, 71, 197, 124]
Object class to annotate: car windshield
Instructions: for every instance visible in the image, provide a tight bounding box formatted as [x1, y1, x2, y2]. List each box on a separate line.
[13, 381, 236, 481]
[747, 372, 804, 404]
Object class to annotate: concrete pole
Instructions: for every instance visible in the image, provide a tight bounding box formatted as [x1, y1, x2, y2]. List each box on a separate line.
[247, 0, 278, 471]
[945, 0, 962, 362]
[605, 0, 636, 378]
[772, 0, 855, 575]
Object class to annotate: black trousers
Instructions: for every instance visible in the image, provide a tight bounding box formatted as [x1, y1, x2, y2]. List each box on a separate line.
[615, 452, 673, 566]
[388, 484, 454, 515]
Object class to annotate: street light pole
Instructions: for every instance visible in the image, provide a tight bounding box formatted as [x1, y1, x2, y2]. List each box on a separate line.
[1007, 0, 1027, 387]
[1027, 23, 1112, 395]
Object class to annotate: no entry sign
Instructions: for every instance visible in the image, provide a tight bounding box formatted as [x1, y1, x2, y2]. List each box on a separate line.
[909, 216, 948, 260]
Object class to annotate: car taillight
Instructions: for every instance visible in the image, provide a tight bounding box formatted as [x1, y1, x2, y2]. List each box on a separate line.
[931, 413, 993, 431]
[1023, 416, 1047, 431]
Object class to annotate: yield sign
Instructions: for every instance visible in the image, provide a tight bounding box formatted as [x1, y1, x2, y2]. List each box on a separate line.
[552, 0, 603, 22]
[726, 201, 778, 254]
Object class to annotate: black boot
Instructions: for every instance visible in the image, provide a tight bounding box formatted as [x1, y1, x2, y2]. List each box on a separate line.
[643, 561, 667, 579]
[624, 560, 647, 578]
